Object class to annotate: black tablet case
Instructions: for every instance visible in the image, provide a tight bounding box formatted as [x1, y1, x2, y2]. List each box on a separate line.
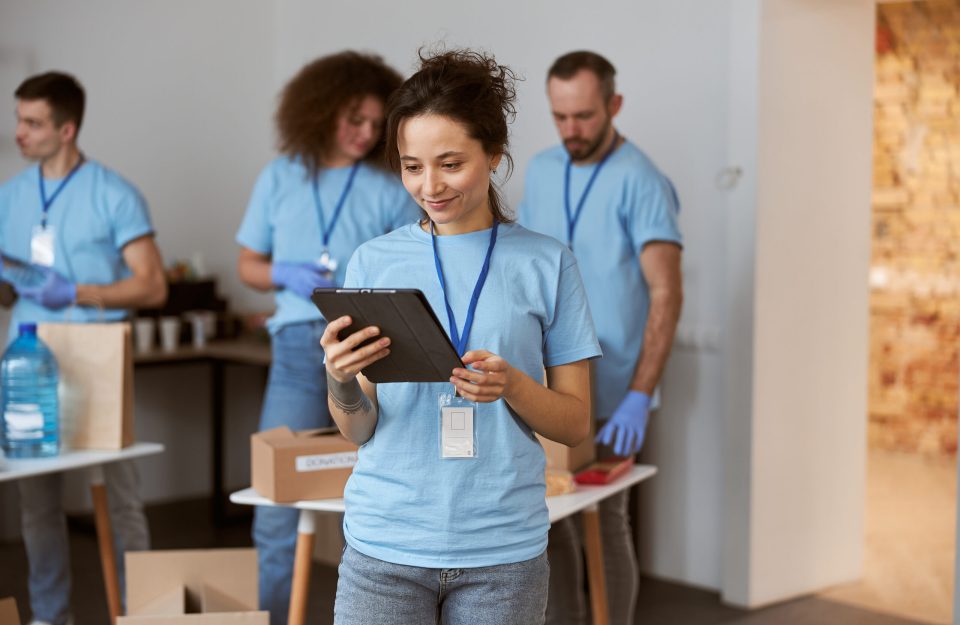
[311, 288, 463, 383]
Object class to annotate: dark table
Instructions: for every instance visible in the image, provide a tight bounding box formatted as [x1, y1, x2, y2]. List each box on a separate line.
[134, 338, 271, 526]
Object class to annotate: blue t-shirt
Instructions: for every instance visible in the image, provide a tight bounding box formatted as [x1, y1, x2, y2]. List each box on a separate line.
[519, 141, 682, 419]
[0, 159, 155, 343]
[236, 156, 419, 334]
[341, 222, 601, 568]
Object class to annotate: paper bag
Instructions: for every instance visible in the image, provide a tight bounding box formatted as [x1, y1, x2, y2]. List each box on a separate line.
[38, 322, 134, 450]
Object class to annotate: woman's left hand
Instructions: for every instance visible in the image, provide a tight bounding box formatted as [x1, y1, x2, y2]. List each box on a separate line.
[451, 350, 515, 403]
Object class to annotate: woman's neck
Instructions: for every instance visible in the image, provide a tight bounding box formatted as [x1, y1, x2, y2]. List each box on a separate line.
[430, 207, 495, 236]
[321, 152, 359, 169]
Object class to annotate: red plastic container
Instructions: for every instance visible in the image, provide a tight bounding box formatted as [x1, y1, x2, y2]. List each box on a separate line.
[574, 457, 634, 485]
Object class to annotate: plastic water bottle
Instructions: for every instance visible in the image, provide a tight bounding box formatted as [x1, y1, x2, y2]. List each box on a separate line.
[1, 323, 60, 458]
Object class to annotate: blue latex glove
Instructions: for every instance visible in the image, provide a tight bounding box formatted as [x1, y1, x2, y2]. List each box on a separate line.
[596, 390, 651, 456]
[18, 265, 77, 310]
[271, 261, 335, 300]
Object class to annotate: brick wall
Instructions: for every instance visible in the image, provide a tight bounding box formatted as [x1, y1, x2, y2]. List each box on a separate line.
[870, 1, 960, 455]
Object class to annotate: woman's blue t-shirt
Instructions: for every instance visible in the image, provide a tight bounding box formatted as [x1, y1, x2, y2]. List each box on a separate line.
[341, 221, 601, 568]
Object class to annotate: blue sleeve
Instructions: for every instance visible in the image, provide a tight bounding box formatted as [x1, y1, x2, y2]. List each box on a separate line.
[623, 172, 683, 254]
[542, 251, 602, 368]
[110, 186, 154, 249]
[236, 165, 275, 254]
[343, 246, 366, 288]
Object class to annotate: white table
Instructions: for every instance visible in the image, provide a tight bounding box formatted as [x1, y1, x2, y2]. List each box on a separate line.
[231, 464, 657, 625]
[0, 443, 164, 625]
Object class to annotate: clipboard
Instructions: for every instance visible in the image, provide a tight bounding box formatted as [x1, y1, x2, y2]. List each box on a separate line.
[311, 288, 463, 383]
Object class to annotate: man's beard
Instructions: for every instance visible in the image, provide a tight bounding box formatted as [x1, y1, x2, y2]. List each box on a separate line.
[563, 118, 613, 162]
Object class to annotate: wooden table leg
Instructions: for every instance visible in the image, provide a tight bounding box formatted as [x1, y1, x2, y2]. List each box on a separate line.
[288, 510, 316, 625]
[582, 504, 610, 625]
[211, 359, 226, 526]
[89, 465, 122, 625]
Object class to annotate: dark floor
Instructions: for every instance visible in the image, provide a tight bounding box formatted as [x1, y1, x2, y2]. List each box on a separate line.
[0, 498, 933, 625]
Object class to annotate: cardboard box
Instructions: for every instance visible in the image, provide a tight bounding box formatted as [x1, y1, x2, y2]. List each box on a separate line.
[118, 549, 267, 625]
[0, 597, 19, 625]
[252, 426, 358, 502]
[537, 428, 596, 472]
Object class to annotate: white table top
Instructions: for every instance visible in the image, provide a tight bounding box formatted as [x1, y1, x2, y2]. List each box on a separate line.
[230, 465, 657, 524]
[0, 442, 164, 482]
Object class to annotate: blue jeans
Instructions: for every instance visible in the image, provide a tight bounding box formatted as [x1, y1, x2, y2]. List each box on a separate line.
[253, 321, 332, 625]
[18, 460, 149, 625]
[335, 545, 549, 625]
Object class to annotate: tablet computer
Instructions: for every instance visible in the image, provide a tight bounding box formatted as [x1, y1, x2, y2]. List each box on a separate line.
[311, 288, 462, 384]
[0, 251, 45, 291]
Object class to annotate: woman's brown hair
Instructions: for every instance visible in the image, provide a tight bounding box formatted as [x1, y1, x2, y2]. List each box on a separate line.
[384, 49, 518, 223]
[276, 51, 403, 174]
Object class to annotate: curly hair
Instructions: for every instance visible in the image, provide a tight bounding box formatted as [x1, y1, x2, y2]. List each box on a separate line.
[384, 48, 518, 223]
[275, 51, 403, 174]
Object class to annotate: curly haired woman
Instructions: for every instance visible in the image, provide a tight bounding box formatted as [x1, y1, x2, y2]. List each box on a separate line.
[235, 51, 418, 625]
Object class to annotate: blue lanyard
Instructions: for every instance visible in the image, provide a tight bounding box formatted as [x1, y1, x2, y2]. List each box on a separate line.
[38, 157, 85, 229]
[431, 221, 499, 357]
[563, 133, 620, 249]
[313, 161, 361, 249]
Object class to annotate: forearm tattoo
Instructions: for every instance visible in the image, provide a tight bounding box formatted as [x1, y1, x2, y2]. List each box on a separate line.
[327, 372, 371, 415]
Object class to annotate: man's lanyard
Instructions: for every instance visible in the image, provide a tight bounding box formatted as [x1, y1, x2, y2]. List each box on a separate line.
[313, 161, 361, 251]
[431, 221, 499, 357]
[563, 133, 620, 249]
[38, 156, 85, 229]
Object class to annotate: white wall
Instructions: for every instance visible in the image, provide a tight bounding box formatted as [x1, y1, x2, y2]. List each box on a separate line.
[722, 0, 875, 607]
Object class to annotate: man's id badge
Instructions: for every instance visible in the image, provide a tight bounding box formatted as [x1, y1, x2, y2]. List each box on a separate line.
[31, 225, 56, 267]
[439, 391, 477, 459]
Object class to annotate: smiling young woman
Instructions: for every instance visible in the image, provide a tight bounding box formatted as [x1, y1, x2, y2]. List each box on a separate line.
[319, 49, 603, 625]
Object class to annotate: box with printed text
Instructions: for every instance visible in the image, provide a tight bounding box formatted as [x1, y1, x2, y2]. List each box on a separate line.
[251, 426, 358, 502]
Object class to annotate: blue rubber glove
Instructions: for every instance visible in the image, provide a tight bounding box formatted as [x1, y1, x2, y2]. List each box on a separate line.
[271, 261, 335, 300]
[18, 265, 77, 310]
[595, 390, 651, 456]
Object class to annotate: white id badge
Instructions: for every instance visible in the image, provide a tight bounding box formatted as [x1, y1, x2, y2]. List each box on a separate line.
[439, 392, 477, 459]
[317, 250, 339, 274]
[31, 225, 56, 267]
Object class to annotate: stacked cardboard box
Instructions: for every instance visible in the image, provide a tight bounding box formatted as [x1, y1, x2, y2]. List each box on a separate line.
[118, 549, 267, 625]
[0, 598, 19, 625]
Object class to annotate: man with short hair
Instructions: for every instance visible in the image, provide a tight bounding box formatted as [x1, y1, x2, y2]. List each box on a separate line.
[0, 71, 167, 625]
[519, 51, 683, 625]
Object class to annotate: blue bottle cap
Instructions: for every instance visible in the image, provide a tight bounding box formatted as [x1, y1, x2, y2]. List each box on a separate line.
[18, 322, 37, 335]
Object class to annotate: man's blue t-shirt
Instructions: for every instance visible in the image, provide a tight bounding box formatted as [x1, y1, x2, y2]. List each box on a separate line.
[341, 222, 601, 568]
[519, 141, 682, 419]
[0, 159, 155, 343]
[236, 156, 419, 334]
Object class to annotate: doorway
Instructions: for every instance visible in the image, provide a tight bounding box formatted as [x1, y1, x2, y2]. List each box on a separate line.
[820, 2, 960, 623]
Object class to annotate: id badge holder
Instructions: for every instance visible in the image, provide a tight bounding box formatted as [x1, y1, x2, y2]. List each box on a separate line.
[317, 249, 338, 278]
[438, 390, 478, 459]
[31, 225, 56, 267]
